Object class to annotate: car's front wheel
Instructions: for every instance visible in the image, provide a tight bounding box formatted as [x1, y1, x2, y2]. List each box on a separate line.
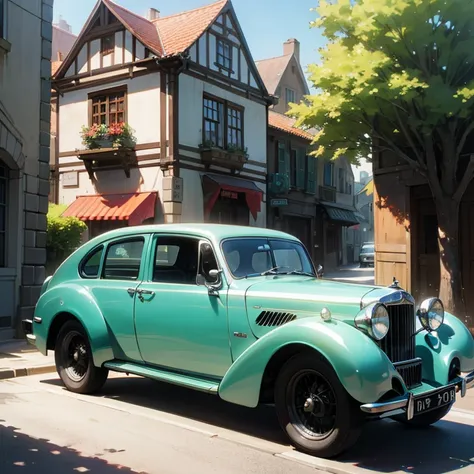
[274, 353, 363, 459]
[392, 403, 453, 427]
[55, 320, 108, 394]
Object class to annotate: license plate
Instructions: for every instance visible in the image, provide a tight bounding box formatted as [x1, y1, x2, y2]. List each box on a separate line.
[413, 386, 456, 416]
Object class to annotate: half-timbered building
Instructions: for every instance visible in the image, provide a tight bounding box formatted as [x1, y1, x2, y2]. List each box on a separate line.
[52, 0, 274, 237]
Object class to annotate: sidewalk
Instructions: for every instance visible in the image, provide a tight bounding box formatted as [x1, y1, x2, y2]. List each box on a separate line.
[0, 339, 56, 380]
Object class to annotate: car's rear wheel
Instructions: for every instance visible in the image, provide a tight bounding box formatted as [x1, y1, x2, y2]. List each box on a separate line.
[55, 320, 108, 394]
[392, 403, 453, 427]
[274, 353, 363, 459]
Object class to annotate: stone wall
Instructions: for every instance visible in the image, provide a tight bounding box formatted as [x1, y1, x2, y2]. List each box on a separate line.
[16, 0, 53, 335]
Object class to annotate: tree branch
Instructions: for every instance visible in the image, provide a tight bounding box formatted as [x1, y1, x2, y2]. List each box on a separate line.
[456, 122, 474, 156]
[453, 155, 474, 201]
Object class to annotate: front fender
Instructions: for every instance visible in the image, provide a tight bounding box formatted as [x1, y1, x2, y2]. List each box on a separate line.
[218, 317, 402, 408]
[416, 311, 474, 385]
[33, 283, 114, 367]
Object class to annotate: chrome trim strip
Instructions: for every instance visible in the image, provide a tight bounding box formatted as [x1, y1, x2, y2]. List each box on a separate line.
[33, 316, 42, 324]
[393, 357, 422, 367]
[360, 395, 408, 414]
[361, 288, 415, 309]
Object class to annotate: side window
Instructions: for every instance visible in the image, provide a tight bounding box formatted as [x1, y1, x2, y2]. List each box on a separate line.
[81, 246, 104, 278]
[153, 236, 199, 285]
[103, 238, 145, 281]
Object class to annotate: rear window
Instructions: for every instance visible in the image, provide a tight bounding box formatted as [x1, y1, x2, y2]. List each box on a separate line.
[80, 246, 104, 278]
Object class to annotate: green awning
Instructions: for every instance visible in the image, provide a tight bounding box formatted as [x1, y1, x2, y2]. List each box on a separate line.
[320, 202, 361, 226]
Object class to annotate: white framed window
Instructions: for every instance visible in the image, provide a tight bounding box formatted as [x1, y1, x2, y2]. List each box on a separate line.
[286, 88, 295, 105]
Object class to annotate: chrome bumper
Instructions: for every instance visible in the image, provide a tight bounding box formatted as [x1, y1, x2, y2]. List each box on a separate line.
[360, 370, 474, 420]
[21, 318, 37, 346]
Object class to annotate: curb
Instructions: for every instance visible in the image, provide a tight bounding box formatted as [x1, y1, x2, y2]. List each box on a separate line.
[0, 364, 56, 381]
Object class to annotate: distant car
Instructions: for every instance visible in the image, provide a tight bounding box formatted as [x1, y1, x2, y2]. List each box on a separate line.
[23, 224, 474, 459]
[359, 242, 375, 267]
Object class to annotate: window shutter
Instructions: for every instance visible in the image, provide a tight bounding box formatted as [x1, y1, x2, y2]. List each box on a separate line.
[296, 149, 306, 189]
[278, 141, 288, 175]
[306, 155, 317, 194]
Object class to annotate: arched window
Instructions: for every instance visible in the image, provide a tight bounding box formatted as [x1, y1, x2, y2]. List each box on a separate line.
[0, 161, 7, 267]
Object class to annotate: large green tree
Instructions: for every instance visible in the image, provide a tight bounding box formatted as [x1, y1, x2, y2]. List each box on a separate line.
[290, 0, 474, 324]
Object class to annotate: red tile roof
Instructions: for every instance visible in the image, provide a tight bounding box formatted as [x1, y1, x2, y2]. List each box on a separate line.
[268, 110, 314, 141]
[154, 0, 227, 57]
[103, 0, 227, 58]
[104, 0, 164, 55]
[62, 192, 158, 226]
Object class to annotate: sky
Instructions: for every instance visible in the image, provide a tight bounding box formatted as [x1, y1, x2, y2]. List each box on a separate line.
[52, 0, 373, 179]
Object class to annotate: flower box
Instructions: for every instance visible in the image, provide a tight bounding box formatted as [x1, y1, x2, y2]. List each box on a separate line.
[80, 122, 137, 150]
[199, 142, 249, 172]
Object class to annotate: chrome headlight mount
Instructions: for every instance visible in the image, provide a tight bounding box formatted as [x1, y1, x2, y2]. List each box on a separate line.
[417, 297, 444, 331]
[355, 302, 390, 341]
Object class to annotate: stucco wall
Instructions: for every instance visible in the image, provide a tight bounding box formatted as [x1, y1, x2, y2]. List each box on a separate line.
[59, 72, 161, 157]
[179, 74, 267, 165]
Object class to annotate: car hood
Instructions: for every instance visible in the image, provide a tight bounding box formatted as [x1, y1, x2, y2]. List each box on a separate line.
[243, 276, 405, 339]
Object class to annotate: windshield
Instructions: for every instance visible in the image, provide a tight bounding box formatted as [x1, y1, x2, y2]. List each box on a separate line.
[221, 238, 315, 278]
[360, 244, 374, 254]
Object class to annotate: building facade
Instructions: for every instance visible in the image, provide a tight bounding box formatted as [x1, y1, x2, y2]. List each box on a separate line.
[0, 0, 53, 339]
[52, 0, 273, 236]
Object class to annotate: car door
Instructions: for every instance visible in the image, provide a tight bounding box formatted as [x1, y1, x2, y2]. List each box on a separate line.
[88, 235, 149, 362]
[133, 233, 232, 379]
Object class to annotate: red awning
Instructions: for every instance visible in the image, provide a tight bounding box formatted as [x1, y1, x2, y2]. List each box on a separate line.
[202, 174, 263, 220]
[62, 192, 158, 226]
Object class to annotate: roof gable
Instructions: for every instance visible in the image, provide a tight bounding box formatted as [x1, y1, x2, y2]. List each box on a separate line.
[54, 0, 231, 80]
[268, 110, 314, 141]
[256, 52, 309, 97]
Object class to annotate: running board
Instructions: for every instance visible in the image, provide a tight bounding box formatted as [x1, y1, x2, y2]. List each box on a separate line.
[103, 361, 220, 393]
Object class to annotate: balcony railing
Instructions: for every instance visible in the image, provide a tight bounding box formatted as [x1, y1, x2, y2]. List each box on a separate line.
[319, 185, 336, 202]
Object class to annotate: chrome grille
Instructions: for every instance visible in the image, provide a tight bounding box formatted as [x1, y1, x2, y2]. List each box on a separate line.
[379, 303, 416, 363]
[394, 359, 423, 389]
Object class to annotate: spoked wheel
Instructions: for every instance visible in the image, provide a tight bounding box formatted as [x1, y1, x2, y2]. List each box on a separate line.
[275, 353, 363, 459]
[55, 320, 108, 394]
[287, 369, 337, 440]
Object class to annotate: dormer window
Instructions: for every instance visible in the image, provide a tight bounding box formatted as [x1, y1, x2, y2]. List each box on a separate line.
[101, 35, 115, 56]
[216, 39, 232, 70]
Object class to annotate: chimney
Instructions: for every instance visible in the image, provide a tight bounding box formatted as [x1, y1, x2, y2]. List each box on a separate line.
[283, 38, 300, 63]
[147, 8, 160, 21]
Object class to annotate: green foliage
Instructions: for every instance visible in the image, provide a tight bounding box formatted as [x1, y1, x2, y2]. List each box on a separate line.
[290, 0, 474, 197]
[46, 204, 87, 263]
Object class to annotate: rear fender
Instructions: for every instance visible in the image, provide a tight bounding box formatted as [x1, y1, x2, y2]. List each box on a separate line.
[33, 284, 114, 367]
[415, 311, 474, 384]
[218, 317, 402, 408]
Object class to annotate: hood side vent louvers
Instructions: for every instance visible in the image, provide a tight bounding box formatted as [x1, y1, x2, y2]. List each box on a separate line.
[256, 311, 297, 327]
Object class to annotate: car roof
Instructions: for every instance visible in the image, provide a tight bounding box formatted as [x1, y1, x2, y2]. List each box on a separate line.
[87, 223, 299, 244]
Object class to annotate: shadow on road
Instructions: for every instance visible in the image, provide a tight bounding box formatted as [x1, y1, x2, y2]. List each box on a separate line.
[41, 376, 474, 473]
[0, 420, 146, 474]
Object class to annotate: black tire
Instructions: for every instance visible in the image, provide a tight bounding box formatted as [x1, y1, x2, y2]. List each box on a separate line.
[392, 403, 452, 427]
[274, 353, 363, 459]
[54, 320, 108, 394]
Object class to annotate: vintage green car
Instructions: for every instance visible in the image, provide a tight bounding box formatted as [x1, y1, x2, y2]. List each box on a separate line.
[23, 224, 474, 458]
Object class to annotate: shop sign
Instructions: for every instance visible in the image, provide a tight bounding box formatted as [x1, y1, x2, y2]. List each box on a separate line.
[221, 189, 238, 199]
[270, 198, 288, 207]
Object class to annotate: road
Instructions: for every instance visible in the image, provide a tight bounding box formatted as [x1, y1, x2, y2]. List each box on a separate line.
[324, 264, 375, 286]
[2, 373, 474, 474]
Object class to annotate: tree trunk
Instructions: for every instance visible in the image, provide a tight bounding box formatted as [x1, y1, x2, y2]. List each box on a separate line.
[435, 196, 471, 330]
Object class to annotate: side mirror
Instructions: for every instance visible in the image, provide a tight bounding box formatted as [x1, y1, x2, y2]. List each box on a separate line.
[204, 269, 223, 295]
[316, 264, 324, 278]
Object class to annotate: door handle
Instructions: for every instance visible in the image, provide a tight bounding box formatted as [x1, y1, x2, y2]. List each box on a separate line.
[127, 288, 136, 296]
[137, 289, 155, 296]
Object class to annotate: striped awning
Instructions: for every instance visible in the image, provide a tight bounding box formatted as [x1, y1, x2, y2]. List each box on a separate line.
[62, 192, 157, 226]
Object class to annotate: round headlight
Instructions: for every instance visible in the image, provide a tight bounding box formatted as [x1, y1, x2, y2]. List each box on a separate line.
[355, 303, 390, 341]
[417, 298, 444, 331]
